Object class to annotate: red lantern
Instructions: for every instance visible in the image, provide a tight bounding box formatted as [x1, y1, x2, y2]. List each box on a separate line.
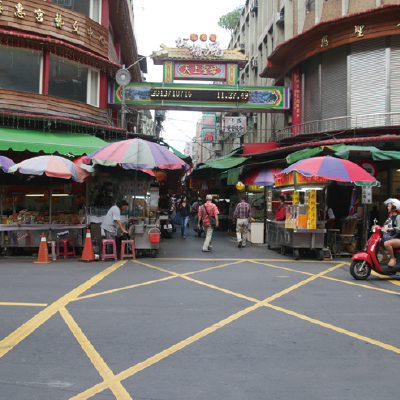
[209, 34, 217, 42]
[200, 34, 207, 42]
[190, 34, 198, 42]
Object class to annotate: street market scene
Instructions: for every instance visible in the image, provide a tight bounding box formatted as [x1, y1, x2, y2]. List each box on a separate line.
[2, 0, 400, 399]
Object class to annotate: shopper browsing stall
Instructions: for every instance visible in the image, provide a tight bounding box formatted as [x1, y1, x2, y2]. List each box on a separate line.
[101, 200, 129, 241]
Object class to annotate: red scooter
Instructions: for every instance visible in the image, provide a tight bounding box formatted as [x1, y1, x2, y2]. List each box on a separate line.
[350, 224, 400, 280]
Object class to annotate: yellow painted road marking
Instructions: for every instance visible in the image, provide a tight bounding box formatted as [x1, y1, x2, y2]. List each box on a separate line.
[0, 261, 126, 359]
[75, 260, 243, 301]
[0, 302, 48, 307]
[71, 263, 341, 399]
[59, 307, 132, 400]
[266, 303, 400, 354]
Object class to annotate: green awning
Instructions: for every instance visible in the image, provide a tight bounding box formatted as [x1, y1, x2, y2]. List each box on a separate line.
[0, 128, 108, 156]
[203, 154, 250, 169]
[227, 167, 241, 185]
[286, 144, 348, 164]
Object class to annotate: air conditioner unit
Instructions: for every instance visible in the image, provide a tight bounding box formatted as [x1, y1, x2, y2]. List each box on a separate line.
[251, 58, 258, 70]
[250, 0, 258, 12]
[276, 11, 284, 24]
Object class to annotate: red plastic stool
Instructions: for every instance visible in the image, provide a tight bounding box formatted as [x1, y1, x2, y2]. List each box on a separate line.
[101, 239, 117, 261]
[57, 239, 76, 259]
[120, 240, 135, 260]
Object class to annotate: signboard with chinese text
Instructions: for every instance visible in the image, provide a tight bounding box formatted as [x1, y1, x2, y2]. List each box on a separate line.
[202, 129, 215, 143]
[109, 82, 290, 113]
[308, 190, 317, 229]
[223, 117, 246, 135]
[362, 186, 372, 204]
[174, 62, 226, 80]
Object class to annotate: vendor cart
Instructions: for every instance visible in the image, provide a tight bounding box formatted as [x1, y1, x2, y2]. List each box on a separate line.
[279, 225, 326, 260]
[130, 224, 160, 258]
[265, 220, 325, 260]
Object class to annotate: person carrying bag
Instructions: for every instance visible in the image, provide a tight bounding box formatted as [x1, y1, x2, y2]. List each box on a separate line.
[198, 194, 219, 252]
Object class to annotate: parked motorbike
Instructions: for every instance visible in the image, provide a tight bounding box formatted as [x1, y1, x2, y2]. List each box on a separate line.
[157, 206, 176, 238]
[350, 223, 400, 280]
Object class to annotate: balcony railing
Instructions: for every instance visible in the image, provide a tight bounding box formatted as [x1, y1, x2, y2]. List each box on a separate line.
[275, 112, 400, 140]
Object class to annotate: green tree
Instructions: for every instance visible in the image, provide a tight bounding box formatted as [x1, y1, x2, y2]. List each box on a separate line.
[218, 5, 244, 33]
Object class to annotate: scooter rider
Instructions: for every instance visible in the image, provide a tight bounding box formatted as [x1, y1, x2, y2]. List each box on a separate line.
[380, 199, 400, 267]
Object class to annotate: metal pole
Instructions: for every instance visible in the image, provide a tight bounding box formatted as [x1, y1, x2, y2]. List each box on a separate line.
[121, 64, 126, 130]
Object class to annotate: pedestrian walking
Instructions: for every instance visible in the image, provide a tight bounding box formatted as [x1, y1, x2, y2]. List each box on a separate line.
[177, 196, 191, 239]
[233, 194, 252, 248]
[198, 194, 219, 252]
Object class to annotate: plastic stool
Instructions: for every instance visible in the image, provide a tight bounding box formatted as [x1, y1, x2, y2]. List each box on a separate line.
[57, 239, 76, 259]
[101, 239, 117, 261]
[47, 240, 58, 261]
[120, 240, 135, 260]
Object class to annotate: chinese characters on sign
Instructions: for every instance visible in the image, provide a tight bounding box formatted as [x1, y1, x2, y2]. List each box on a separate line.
[355, 25, 364, 38]
[176, 34, 224, 58]
[202, 113, 215, 143]
[308, 190, 317, 229]
[222, 117, 246, 135]
[291, 66, 302, 133]
[175, 63, 225, 80]
[362, 186, 372, 204]
[3, 4, 104, 44]
[321, 35, 329, 48]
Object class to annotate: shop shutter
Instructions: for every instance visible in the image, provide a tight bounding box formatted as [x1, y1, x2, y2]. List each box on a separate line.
[350, 38, 386, 128]
[390, 36, 400, 116]
[303, 55, 320, 124]
[321, 46, 347, 125]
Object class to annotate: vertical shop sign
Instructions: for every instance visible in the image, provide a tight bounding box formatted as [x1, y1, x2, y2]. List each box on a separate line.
[202, 113, 215, 143]
[308, 189, 317, 229]
[292, 65, 302, 135]
[362, 186, 372, 204]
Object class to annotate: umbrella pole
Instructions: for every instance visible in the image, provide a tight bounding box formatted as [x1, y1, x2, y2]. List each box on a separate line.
[134, 169, 137, 219]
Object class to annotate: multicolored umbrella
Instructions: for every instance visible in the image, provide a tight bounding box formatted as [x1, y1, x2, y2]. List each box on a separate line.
[8, 155, 91, 182]
[275, 156, 379, 186]
[83, 138, 189, 170]
[0, 156, 15, 173]
[242, 166, 281, 186]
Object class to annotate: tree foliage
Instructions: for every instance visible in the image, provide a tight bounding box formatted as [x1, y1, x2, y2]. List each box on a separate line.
[218, 5, 244, 33]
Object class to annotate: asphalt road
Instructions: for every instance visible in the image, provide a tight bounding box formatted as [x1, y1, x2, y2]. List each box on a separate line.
[1, 227, 400, 400]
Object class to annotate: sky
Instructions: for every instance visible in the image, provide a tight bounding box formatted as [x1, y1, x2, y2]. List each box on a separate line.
[133, 0, 245, 153]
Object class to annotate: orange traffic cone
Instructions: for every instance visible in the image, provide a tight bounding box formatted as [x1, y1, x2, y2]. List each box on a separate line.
[79, 229, 95, 262]
[34, 233, 52, 264]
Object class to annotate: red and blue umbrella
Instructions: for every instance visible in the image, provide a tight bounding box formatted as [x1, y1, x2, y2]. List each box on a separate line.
[0, 156, 15, 173]
[242, 166, 281, 186]
[275, 156, 379, 186]
[83, 138, 189, 170]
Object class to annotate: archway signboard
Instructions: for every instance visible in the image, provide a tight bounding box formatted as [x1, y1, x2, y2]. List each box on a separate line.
[108, 35, 290, 113]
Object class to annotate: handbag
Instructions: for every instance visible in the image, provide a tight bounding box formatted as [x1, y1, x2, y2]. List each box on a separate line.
[205, 206, 216, 226]
[173, 213, 182, 225]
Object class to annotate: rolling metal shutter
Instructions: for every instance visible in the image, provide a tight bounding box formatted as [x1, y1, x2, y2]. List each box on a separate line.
[390, 36, 400, 114]
[350, 38, 386, 127]
[303, 55, 320, 123]
[321, 46, 347, 121]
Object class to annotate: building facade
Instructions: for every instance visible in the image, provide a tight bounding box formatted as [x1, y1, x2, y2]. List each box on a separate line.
[221, 0, 400, 155]
[0, 0, 149, 159]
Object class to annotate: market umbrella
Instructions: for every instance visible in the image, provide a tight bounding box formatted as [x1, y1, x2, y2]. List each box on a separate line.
[83, 138, 189, 170]
[275, 156, 380, 186]
[0, 156, 15, 173]
[9, 155, 91, 182]
[242, 166, 281, 186]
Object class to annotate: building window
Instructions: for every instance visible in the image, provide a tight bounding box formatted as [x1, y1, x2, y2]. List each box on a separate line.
[52, 0, 101, 23]
[306, 0, 315, 12]
[48, 55, 99, 106]
[0, 45, 42, 94]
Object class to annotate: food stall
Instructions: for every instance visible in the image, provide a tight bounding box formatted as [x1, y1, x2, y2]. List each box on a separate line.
[86, 173, 160, 257]
[0, 183, 87, 253]
[265, 172, 328, 260]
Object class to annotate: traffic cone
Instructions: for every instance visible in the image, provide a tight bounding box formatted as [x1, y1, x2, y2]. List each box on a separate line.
[79, 229, 95, 262]
[34, 233, 52, 264]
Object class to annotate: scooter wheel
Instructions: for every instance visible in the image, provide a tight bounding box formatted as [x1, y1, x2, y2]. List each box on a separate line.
[350, 260, 371, 280]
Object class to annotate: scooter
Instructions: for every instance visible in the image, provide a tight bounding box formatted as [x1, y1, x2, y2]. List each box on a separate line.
[157, 206, 176, 238]
[350, 223, 400, 280]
